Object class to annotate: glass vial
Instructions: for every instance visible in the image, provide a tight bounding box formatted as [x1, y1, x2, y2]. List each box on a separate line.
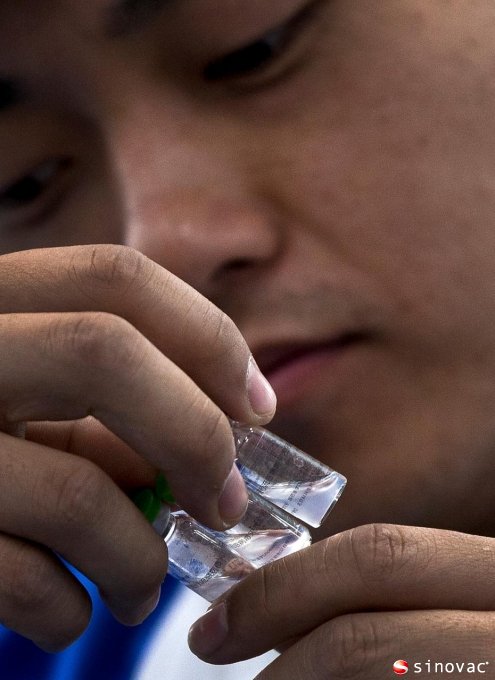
[232, 422, 347, 528]
[152, 504, 255, 602]
[212, 490, 311, 568]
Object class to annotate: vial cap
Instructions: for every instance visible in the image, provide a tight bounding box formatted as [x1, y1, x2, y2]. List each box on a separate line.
[132, 487, 161, 523]
[155, 472, 175, 504]
[132, 473, 175, 524]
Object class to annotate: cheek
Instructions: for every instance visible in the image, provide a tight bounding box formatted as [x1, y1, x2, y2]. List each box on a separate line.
[61, 165, 125, 247]
[257, 1, 495, 533]
[281, 2, 495, 229]
[266, 7, 495, 344]
[289, 133, 495, 376]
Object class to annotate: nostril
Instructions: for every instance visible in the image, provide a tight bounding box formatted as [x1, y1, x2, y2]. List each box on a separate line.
[226, 258, 252, 271]
[218, 258, 255, 277]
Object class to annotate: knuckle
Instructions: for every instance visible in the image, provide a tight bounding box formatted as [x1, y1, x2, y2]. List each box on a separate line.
[51, 459, 108, 529]
[258, 558, 295, 623]
[72, 244, 152, 294]
[179, 386, 229, 459]
[204, 306, 237, 355]
[227, 559, 291, 651]
[189, 300, 242, 365]
[47, 312, 141, 373]
[323, 614, 385, 680]
[342, 523, 429, 586]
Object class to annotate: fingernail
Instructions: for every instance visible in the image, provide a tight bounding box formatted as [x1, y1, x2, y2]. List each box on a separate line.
[218, 463, 248, 526]
[188, 601, 228, 659]
[247, 356, 277, 418]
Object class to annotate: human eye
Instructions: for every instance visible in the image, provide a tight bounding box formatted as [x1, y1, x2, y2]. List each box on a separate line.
[203, 0, 323, 87]
[0, 156, 73, 227]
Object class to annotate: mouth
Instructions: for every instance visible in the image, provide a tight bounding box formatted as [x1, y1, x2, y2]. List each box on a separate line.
[254, 332, 368, 408]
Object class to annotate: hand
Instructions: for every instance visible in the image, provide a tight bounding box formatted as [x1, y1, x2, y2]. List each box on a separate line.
[188, 524, 495, 678]
[0, 244, 276, 651]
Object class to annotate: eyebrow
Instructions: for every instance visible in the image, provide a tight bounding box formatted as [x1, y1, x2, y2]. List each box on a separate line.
[105, 0, 175, 37]
[0, 79, 19, 112]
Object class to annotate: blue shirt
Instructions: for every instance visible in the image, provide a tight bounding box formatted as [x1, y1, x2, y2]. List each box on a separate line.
[0, 572, 180, 680]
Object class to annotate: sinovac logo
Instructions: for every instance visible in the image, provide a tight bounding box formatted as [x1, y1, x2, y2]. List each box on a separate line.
[394, 660, 409, 675]
[393, 660, 490, 674]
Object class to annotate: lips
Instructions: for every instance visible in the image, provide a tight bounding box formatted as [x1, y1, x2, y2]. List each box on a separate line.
[254, 332, 370, 413]
[254, 332, 366, 378]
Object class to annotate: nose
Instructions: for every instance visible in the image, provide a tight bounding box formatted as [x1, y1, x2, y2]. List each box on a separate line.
[105, 89, 280, 295]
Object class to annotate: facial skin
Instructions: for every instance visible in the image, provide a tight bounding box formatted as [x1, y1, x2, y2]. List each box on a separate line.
[1, 0, 495, 547]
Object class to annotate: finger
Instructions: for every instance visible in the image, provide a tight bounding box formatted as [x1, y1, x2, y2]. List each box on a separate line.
[255, 610, 495, 680]
[0, 432, 167, 627]
[0, 245, 276, 424]
[0, 532, 92, 652]
[1, 421, 26, 438]
[26, 417, 158, 490]
[188, 524, 495, 662]
[0, 311, 247, 527]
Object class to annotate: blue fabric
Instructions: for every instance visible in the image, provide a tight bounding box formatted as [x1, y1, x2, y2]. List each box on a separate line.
[0, 573, 180, 680]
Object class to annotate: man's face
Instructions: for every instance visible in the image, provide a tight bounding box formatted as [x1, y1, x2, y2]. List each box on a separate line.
[1, 0, 495, 536]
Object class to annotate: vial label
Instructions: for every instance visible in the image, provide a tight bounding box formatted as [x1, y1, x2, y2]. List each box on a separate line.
[212, 491, 311, 568]
[166, 512, 255, 602]
[233, 423, 346, 527]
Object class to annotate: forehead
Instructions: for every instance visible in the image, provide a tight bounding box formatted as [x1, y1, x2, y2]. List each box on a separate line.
[0, 0, 175, 94]
[53, 0, 177, 37]
[0, 0, 155, 39]
[0, 0, 279, 38]
[0, 0, 286, 75]
[0, 0, 292, 116]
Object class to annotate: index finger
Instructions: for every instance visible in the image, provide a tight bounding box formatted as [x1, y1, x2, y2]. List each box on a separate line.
[0, 245, 276, 528]
[0, 244, 276, 424]
[188, 524, 495, 663]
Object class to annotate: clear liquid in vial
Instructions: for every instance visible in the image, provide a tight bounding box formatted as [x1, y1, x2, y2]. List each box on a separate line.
[213, 490, 311, 568]
[233, 423, 347, 528]
[148, 424, 346, 601]
[153, 506, 255, 602]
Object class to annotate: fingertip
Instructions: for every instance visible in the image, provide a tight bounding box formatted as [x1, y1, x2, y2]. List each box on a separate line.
[34, 635, 79, 654]
[109, 586, 162, 626]
[218, 464, 249, 528]
[31, 591, 93, 654]
[246, 357, 277, 423]
[188, 600, 228, 660]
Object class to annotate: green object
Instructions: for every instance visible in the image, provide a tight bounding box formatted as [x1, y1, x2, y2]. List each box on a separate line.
[132, 487, 161, 523]
[132, 472, 174, 524]
[155, 472, 175, 504]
